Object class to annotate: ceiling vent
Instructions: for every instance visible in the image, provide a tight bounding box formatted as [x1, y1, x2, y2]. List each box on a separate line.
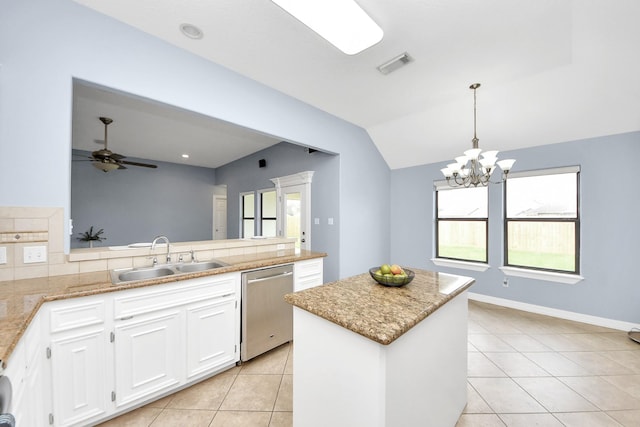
[377, 52, 413, 75]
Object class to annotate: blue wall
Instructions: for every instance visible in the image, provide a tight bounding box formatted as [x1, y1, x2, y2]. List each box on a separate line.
[0, 0, 390, 278]
[390, 132, 640, 323]
[216, 142, 340, 281]
[71, 150, 217, 248]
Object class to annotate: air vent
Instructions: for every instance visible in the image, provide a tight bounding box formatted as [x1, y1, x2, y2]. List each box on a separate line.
[377, 52, 413, 75]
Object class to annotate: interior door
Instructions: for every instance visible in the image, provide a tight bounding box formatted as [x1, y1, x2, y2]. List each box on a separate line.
[213, 196, 227, 240]
[281, 184, 310, 252]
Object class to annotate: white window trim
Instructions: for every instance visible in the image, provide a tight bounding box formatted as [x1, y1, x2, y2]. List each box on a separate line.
[431, 258, 490, 272]
[500, 266, 584, 284]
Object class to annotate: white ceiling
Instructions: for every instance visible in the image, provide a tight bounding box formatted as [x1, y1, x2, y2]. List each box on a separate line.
[72, 0, 640, 170]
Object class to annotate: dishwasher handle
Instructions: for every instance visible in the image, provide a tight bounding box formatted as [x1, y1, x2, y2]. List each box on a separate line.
[246, 271, 293, 284]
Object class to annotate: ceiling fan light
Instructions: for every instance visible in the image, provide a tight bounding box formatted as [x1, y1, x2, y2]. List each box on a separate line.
[92, 162, 119, 173]
[271, 0, 383, 55]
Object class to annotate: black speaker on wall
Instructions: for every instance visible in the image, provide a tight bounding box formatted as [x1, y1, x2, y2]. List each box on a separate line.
[259, 159, 266, 168]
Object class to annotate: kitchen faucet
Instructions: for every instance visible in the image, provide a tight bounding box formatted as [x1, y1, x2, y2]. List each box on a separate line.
[151, 235, 171, 263]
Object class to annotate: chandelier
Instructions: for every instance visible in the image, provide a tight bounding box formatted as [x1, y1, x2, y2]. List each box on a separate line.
[440, 83, 515, 187]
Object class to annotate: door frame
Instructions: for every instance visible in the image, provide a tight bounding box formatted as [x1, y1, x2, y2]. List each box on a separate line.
[271, 171, 314, 252]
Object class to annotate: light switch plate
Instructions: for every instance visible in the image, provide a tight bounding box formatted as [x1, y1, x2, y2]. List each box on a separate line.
[23, 246, 47, 264]
[0, 247, 6, 264]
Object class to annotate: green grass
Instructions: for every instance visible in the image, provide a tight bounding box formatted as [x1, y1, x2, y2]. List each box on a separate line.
[439, 246, 575, 272]
[507, 250, 575, 272]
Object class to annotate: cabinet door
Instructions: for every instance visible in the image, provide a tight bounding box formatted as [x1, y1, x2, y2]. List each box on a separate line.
[114, 310, 183, 409]
[186, 296, 237, 380]
[50, 327, 111, 427]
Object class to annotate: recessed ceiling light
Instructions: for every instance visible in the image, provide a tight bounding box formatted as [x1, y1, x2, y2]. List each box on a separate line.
[179, 23, 203, 40]
[271, 0, 383, 55]
[181, 154, 190, 159]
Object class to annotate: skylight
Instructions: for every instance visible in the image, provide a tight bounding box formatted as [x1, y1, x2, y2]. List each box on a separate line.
[271, 0, 384, 55]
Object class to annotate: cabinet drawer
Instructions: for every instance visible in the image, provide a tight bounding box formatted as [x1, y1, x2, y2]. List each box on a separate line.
[295, 258, 323, 278]
[114, 273, 238, 319]
[49, 298, 106, 333]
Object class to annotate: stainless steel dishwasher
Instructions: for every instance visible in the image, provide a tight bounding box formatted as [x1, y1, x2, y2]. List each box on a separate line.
[241, 264, 294, 361]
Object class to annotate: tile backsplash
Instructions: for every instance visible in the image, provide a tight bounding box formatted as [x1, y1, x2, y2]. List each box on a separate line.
[0, 207, 65, 281]
[0, 206, 296, 282]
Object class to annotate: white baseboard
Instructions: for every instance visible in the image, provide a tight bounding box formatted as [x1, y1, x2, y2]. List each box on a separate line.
[468, 292, 639, 332]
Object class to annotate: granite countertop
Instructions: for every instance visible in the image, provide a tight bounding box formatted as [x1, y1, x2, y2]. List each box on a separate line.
[0, 250, 326, 367]
[284, 268, 474, 345]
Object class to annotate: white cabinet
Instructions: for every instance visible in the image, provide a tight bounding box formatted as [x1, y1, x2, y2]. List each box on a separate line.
[5, 311, 49, 427]
[111, 272, 240, 409]
[50, 327, 111, 426]
[186, 295, 237, 380]
[114, 309, 183, 408]
[294, 258, 324, 291]
[47, 295, 112, 427]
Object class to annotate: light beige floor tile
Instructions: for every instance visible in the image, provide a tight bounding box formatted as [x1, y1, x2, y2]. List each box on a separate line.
[284, 346, 293, 375]
[475, 319, 523, 335]
[469, 321, 490, 334]
[456, 413, 506, 426]
[559, 376, 640, 411]
[274, 374, 292, 411]
[600, 351, 640, 374]
[498, 334, 553, 352]
[513, 377, 599, 412]
[560, 351, 631, 375]
[606, 409, 640, 427]
[469, 334, 516, 352]
[566, 333, 629, 352]
[521, 352, 590, 376]
[96, 406, 162, 426]
[210, 410, 272, 427]
[240, 343, 290, 375]
[484, 352, 551, 377]
[149, 408, 215, 426]
[144, 393, 174, 408]
[601, 375, 640, 399]
[166, 372, 236, 410]
[220, 374, 282, 411]
[600, 333, 640, 351]
[464, 382, 493, 414]
[468, 377, 546, 413]
[553, 411, 623, 427]
[269, 411, 293, 427]
[498, 413, 564, 426]
[529, 333, 591, 352]
[468, 352, 508, 377]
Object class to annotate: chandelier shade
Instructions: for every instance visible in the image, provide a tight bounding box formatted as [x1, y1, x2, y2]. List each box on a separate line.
[441, 83, 515, 187]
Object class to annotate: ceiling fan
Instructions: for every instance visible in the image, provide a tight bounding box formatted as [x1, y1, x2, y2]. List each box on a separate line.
[79, 117, 158, 172]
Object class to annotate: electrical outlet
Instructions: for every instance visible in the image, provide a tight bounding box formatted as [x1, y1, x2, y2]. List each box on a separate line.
[276, 244, 285, 250]
[23, 246, 47, 264]
[0, 247, 6, 264]
[502, 278, 509, 287]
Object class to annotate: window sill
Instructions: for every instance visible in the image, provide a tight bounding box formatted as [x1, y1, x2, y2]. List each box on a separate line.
[500, 266, 584, 284]
[431, 258, 490, 272]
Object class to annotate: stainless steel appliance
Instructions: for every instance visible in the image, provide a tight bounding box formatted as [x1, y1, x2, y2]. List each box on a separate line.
[241, 264, 294, 361]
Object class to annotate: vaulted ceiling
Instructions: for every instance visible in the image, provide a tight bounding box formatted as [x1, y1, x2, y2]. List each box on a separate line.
[72, 0, 640, 169]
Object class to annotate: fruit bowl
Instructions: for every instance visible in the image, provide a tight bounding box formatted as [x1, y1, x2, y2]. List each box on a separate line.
[369, 267, 415, 287]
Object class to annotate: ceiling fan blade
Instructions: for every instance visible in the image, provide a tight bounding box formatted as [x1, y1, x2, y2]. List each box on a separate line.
[109, 152, 125, 160]
[120, 160, 158, 169]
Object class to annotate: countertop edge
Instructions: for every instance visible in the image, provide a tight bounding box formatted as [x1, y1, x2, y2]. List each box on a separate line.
[285, 271, 474, 346]
[1, 251, 326, 369]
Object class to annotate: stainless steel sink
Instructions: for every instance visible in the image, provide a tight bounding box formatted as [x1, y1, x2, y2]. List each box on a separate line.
[116, 267, 175, 283]
[175, 261, 227, 273]
[111, 259, 227, 284]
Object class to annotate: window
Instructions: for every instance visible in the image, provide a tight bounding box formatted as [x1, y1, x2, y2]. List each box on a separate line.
[504, 167, 580, 274]
[241, 192, 255, 238]
[260, 190, 277, 237]
[436, 185, 488, 263]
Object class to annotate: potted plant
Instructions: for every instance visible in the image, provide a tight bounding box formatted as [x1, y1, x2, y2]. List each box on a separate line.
[77, 226, 106, 248]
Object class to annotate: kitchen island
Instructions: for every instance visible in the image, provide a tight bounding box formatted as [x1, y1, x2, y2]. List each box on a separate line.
[285, 268, 474, 427]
